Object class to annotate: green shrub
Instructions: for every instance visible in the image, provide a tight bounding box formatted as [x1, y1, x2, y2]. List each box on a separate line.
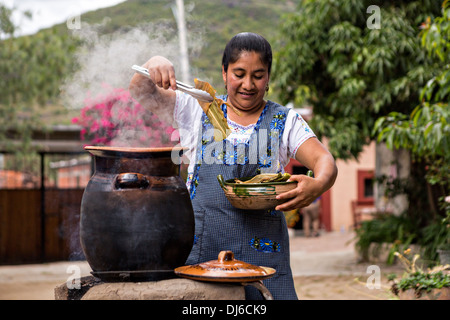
[353, 213, 417, 264]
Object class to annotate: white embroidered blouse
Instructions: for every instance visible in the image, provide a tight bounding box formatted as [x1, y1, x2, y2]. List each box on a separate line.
[173, 92, 316, 185]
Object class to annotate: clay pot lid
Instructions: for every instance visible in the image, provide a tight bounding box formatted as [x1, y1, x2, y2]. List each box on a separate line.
[84, 146, 188, 159]
[174, 251, 276, 283]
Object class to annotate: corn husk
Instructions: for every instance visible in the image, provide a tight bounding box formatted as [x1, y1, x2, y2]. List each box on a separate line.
[194, 79, 240, 141]
[234, 173, 291, 184]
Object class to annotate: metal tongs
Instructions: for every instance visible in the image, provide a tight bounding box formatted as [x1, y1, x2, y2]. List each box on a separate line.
[132, 65, 214, 103]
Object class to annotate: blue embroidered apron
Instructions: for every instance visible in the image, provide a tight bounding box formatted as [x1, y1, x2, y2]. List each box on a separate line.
[185, 96, 298, 300]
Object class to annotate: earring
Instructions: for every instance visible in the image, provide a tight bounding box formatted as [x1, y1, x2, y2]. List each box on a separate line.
[265, 84, 269, 92]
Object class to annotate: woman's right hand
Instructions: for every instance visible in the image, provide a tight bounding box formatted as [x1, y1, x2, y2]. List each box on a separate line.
[143, 56, 177, 91]
[129, 56, 177, 123]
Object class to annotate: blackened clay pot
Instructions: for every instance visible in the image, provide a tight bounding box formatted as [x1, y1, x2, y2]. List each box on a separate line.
[80, 146, 194, 282]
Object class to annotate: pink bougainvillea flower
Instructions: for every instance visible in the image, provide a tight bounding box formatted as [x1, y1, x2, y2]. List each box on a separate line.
[72, 86, 179, 147]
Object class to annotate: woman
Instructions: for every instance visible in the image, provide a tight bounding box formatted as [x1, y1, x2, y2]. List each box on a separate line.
[129, 32, 337, 300]
[302, 197, 321, 237]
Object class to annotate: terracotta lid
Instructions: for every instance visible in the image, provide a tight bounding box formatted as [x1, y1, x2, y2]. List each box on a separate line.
[174, 251, 276, 282]
[84, 146, 187, 159]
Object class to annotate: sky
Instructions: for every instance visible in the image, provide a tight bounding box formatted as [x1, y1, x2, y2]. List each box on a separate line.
[1, 0, 126, 36]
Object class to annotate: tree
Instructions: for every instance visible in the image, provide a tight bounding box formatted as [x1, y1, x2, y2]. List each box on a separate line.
[272, 0, 441, 160]
[0, 4, 78, 173]
[373, 1, 449, 217]
[272, 0, 446, 261]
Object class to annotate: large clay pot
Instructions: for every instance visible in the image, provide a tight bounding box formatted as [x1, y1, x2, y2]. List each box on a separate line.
[80, 146, 194, 282]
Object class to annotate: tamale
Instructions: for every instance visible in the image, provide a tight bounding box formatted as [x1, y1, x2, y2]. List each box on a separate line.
[234, 173, 291, 184]
[194, 79, 241, 141]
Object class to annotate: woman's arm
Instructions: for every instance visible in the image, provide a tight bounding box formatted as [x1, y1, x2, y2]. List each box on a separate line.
[275, 137, 338, 211]
[129, 56, 177, 124]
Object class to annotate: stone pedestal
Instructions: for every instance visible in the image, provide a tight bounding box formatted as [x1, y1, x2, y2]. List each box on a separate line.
[55, 276, 245, 300]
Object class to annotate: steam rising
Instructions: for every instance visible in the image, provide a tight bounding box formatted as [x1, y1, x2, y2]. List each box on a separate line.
[61, 19, 203, 121]
[59, 18, 204, 261]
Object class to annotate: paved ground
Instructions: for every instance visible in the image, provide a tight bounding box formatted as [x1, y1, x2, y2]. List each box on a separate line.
[288, 230, 403, 299]
[290, 230, 359, 276]
[0, 230, 404, 300]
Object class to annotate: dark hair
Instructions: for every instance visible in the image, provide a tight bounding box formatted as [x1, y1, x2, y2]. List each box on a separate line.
[222, 32, 272, 74]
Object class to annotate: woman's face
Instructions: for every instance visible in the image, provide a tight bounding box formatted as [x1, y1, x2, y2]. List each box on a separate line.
[222, 51, 270, 113]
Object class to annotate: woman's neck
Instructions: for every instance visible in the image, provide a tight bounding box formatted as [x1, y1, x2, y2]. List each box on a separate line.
[226, 99, 266, 126]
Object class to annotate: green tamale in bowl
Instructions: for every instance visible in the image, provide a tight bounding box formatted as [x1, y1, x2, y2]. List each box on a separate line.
[217, 174, 297, 210]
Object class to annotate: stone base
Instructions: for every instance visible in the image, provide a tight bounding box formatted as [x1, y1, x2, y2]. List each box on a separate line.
[55, 276, 245, 300]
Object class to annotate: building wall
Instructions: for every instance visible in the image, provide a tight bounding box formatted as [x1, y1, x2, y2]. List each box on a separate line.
[330, 141, 376, 231]
[56, 165, 91, 188]
[0, 170, 40, 188]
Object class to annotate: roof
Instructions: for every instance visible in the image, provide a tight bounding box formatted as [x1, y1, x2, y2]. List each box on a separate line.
[0, 125, 86, 154]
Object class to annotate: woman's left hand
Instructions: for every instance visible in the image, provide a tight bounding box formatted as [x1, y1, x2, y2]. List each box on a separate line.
[275, 174, 322, 211]
[274, 137, 338, 212]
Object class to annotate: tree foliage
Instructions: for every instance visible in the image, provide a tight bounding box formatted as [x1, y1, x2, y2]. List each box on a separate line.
[374, 1, 449, 214]
[0, 4, 79, 173]
[0, 10, 80, 102]
[272, 0, 441, 160]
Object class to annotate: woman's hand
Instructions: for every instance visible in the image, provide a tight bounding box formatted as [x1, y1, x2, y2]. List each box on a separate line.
[275, 174, 322, 211]
[143, 56, 177, 90]
[275, 137, 338, 211]
[129, 56, 177, 123]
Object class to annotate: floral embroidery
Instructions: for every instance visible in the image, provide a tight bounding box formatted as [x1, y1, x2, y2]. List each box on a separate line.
[189, 172, 199, 199]
[220, 100, 269, 167]
[227, 120, 256, 145]
[223, 148, 237, 165]
[218, 143, 251, 165]
[249, 236, 281, 253]
[202, 130, 213, 142]
[203, 116, 214, 128]
[236, 146, 248, 165]
[296, 113, 310, 133]
[258, 153, 272, 168]
[258, 111, 286, 172]
[189, 112, 210, 199]
[305, 125, 310, 132]
[270, 111, 286, 131]
[215, 150, 224, 162]
[189, 96, 289, 198]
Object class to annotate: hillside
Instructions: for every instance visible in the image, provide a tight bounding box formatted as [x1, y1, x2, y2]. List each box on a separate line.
[29, 0, 300, 124]
[53, 0, 299, 91]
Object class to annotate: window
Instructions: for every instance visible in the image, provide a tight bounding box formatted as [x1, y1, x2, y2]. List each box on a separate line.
[357, 170, 374, 204]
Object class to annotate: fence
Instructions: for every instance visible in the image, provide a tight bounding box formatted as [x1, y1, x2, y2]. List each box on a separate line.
[0, 151, 92, 264]
[0, 189, 85, 264]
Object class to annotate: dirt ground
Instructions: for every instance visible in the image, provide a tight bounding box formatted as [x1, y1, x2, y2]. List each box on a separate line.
[294, 275, 397, 300]
[0, 274, 398, 300]
[289, 230, 403, 300]
[0, 231, 403, 300]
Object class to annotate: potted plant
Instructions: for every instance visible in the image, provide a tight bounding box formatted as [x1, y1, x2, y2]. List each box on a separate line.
[389, 249, 450, 300]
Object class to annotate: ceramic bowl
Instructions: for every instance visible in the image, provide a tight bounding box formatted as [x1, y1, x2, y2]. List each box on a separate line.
[217, 174, 297, 210]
